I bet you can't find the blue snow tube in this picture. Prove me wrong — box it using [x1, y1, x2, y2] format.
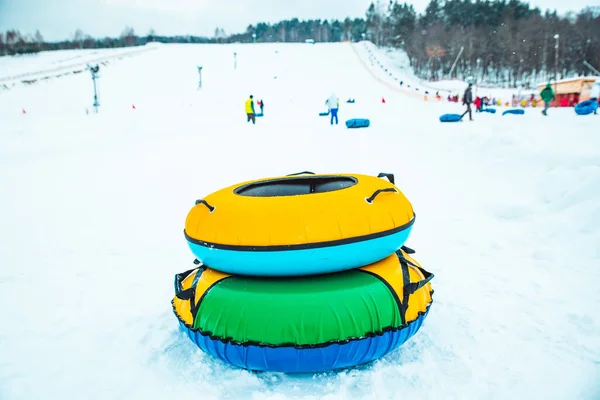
[255, 113, 264, 118]
[178, 308, 430, 373]
[574, 100, 598, 116]
[482, 108, 497, 114]
[345, 119, 370, 128]
[319, 111, 330, 116]
[439, 113, 462, 122]
[502, 109, 525, 116]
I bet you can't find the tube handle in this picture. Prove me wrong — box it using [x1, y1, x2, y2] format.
[365, 188, 397, 203]
[195, 199, 215, 212]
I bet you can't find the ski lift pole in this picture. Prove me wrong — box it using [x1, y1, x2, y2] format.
[448, 46, 464, 79]
[87, 64, 100, 113]
[583, 60, 600, 75]
[197, 66, 203, 88]
[92, 74, 99, 113]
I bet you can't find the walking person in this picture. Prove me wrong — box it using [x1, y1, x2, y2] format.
[590, 79, 600, 115]
[461, 83, 473, 121]
[540, 83, 555, 116]
[245, 95, 256, 124]
[325, 93, 339, 125]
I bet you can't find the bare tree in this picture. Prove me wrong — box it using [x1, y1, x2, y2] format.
[73, 29, 86, 48]
[120, 26, 136, 47]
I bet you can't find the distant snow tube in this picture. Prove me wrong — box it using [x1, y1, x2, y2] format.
[502, 109, 525, 116]
[574, 100, 598, 116]
[319, 111, 330, 116]
[439, 113, 462, 122]
[482, 108, 496, 114]
[346, 119, 370, 128]
[172, 247, 434, 373]
[346, 99, 355, 103]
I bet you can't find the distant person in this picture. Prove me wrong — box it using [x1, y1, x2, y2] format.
[474, 96, 482, 112]
[590, 79, 600, 115]
[245, 95, 256, 124]
[560, 97, 568, 107]
[540, 83, 555, 116]
[325, 93, 339, 125]
[461, 83, 473, 121]
[258, 99, 264, 114]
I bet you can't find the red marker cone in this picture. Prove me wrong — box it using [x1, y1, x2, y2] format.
[381, 97, 386, 103]
[22, 108, 26, 114]
[132, 104, 136, 109]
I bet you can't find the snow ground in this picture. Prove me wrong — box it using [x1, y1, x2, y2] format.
[0, 41, 599, 400]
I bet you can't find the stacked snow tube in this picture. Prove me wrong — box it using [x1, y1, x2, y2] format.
[346, 118, 370, 128]
[183, 172, 415, 275]
[574, 100, 598, 116]
[173, 172, 434, 373]
[481, 108, 497, 114]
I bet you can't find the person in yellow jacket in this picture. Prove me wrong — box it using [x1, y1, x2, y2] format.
[245, 95, 256, 124]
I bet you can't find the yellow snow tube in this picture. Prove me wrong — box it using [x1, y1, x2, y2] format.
[183, 171, 416, 276]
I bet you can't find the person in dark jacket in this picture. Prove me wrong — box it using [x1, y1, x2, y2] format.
[461, 83, 473, 121]
[259, 99, 264, 114]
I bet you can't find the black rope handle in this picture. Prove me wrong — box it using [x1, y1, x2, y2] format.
[286, 171, 315, 176]
[174, 267, 199, 298]
[173, 265, 207, 328]
[365, 187, 397, 203]
[401, 245, 416, 254]
[404, 265, 434, 295]
[377, 172, 395, 184]
[395, 250, 434, 296]
[195, 199, 215, 212]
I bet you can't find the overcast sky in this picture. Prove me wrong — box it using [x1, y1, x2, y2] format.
[0, 0, 594, 42]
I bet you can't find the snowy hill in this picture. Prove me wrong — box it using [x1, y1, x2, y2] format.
[0, 41, 599, 400]
[354, 41, 537, 104]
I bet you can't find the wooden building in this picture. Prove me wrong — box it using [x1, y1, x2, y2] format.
[537, 76, 600, 107]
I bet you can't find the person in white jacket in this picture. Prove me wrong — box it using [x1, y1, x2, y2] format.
[325, 93, 340, 125]
[590, 79, 600, 115]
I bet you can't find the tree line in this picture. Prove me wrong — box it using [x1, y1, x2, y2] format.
[362, 1, 600, 87]
[2, 1, 599, 88]
[0, 26, 216, 56]
[235, 1, 600, 87]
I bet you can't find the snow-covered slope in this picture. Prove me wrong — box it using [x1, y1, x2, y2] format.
[0, 44, 158, 90]
[0, 41, 599, 400]
[355, 41, 537, 104]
